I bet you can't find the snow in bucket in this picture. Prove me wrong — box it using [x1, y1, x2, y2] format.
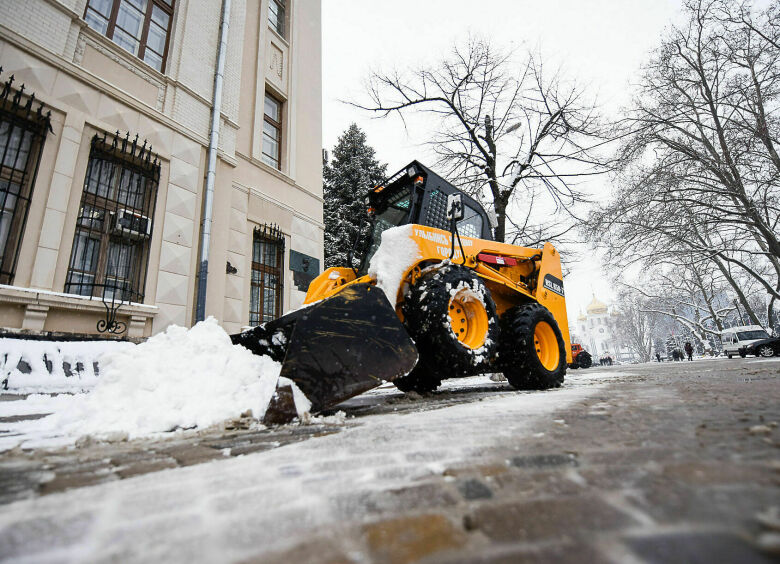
[368, 225, 423, 304]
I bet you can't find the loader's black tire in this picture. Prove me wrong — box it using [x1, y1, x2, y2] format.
[499, 302, 566, 390]
[399, 264, 499, 392]
[577, 350, 593, 369]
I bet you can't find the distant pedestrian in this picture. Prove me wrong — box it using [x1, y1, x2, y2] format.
[656, 352, 661, 362]
[684, 342, 693, 361]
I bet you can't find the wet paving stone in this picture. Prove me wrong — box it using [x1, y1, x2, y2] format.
[38, 468, 119, 495]
[0, 512, 94, 559]
[457, 478, 493, 500]
[336, 483, 460, 517]
[439, 541, 609, 564]
[157, 444, 226, 466]
[625, 531, 775, 564]
[509, 453, 579, 469]
[116, 458, 178, 479]
[242, 536, 356, 564]
[489, 468, 587, 498]
[362, 513, 468, 564]
[466, 495, 639, 542]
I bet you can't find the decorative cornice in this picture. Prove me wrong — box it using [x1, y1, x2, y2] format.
[231, 180, 324, 229]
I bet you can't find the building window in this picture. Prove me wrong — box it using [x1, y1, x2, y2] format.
[84, 0, 174, 72]
[250, 224, 284, 325]
[262, 92, 282, 169]
[268, 0, 285, 38]
[0, 73, 52, 284]
[65, 133, 160, 302]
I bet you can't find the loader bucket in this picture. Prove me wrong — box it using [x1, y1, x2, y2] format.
[231, 283, 418, 418]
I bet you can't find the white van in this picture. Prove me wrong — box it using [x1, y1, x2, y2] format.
[720, 325, 770, 358]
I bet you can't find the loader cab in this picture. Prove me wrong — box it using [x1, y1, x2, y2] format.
[360, 161, 493, 273]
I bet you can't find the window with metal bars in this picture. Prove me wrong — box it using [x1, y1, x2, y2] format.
[83, 0, 174, 72]
[250, 224, 284, 325]
[65, 132, 160, 303]
[0, 70, 52, 285]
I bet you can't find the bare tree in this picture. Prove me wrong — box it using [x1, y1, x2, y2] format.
[354, 38, 609, 244]
[611, 289, 658, 362]
[588, 0, 780, 330]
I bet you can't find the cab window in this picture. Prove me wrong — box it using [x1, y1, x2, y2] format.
[457, 204, 483, 238]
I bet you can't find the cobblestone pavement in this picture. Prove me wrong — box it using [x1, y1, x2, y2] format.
[0, 358, 778, 563]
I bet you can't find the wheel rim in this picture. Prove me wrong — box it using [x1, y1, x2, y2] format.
[534, 321, 560, 371]
[759, 346, 774, 357]
[448, 290, 489, 349]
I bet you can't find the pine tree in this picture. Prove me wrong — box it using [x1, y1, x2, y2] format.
[323, 124, 387, 269]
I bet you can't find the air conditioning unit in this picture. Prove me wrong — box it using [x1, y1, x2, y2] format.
[112, 209, 151, 240]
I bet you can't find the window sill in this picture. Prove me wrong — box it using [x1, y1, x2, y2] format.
[0, 285, 158, 338]
[267, 25, 290, 48]
[79, 24, 168, 81]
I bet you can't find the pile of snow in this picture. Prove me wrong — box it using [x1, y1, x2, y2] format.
[0, 318, 302, 448]
[0, 338, 133, 394]
[368, 225, 422, 304]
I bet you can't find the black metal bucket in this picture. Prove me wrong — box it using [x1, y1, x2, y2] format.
[231, 283, 418, 415]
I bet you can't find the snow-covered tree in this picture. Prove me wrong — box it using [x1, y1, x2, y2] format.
[611, 289, 658, 362]
[588, 0, 780, 332]
[323, 124, 387, 269]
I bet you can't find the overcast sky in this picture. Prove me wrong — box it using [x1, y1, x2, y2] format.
[321, 0, 684, 322]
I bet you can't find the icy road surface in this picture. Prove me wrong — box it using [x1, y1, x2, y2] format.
[0, 373, 608, 562]
[1, 358, 778, 563]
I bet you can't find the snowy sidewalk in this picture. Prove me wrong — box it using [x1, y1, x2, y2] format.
[0, 360, 778, 563]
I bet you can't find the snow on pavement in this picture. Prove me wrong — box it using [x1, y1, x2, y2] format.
[0, 377, 606, 563]
[0, 318, 284, 451]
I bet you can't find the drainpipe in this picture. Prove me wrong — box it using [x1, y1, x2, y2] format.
[196, 0, 231, 322]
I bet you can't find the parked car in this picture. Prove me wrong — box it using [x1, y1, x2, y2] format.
[740, 336, 780, 358]
[721, 325, 771, 358]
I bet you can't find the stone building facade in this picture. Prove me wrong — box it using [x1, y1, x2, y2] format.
[0, 0, 323, 338]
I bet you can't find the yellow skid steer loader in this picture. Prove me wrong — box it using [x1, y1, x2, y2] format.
[232, 161, 571, 416]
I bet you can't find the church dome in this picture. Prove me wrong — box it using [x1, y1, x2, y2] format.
[586, 295, 608, 315]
